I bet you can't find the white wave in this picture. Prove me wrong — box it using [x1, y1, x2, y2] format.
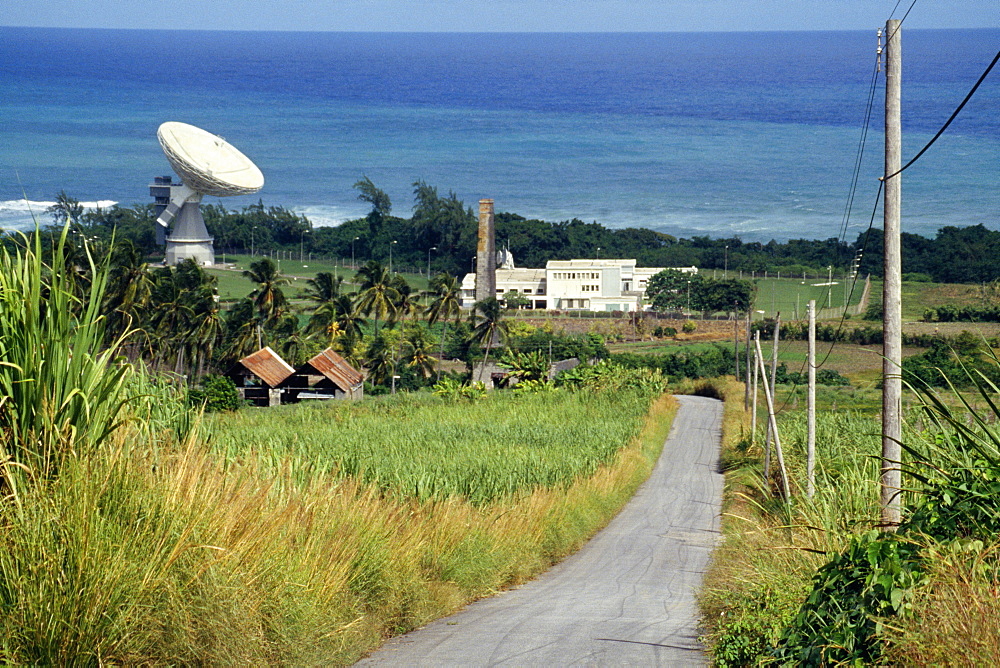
[291, 204, 366, 228]
[0, 199, 118, 231]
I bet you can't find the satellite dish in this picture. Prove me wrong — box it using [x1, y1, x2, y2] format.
[152, 122, 264, 266]
[158, 122, 264, 198]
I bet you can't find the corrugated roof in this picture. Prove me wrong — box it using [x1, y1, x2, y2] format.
[305, 348, 364, 391]
[239, 346, 295, 388]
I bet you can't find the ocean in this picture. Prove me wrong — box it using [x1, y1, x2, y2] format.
[1, 28, 997, 242]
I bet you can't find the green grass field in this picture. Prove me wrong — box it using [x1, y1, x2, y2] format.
[752, 277, 864, 320]
[206, 254, 431, 303]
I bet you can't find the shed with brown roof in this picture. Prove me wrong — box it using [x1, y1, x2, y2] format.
[226, 346, 296, 407]
[282, 348, 364, 401]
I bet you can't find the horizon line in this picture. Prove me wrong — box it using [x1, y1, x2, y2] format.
[3, 25, 999, 34]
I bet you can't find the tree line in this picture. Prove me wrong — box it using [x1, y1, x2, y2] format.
[18, 224, 611, 394]
[39, 181, 1000, 284]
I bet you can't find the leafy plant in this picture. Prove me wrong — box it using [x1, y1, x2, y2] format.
[498, 349, 549, 383]
[774, 531, 926, 665]
[0, 226, 136, 500]
[188, 374, 242, 412]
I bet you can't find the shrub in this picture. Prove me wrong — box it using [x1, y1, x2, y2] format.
[682, 319, 697, 333]
[775, 531, 926, 665]
[188, 375, 242, 412]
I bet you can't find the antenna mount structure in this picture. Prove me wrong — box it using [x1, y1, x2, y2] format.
[151, 122, 264, 266]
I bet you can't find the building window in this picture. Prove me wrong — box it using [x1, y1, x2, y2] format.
[523, 289, 532, 294]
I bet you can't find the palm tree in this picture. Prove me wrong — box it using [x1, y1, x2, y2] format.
[103, 239, 152, 344]
[332, 294, 365, 342]
[243, 257, 289, 325]
[424, 273, 462, 381]
[144, 259, 222, 377]
[274, 312, 310, 366]
[363, 332, 396, 386]
[221, 298, 261, 363]
[469, 297, 508, 383]
[354, 260, 400, 334]
[392, 274, 419, 326]
[305, 272, 348, 340]
[402, 323, 437, 381]
[146, 266, 195, 370]
[303, 271, 343, 306]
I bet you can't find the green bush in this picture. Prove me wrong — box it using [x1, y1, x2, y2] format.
[682, 320, 697, 333]
[188, 375, 242, 412]
[775, 531, 926, 665]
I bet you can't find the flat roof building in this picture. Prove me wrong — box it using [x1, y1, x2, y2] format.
[461, 257, 696, 313]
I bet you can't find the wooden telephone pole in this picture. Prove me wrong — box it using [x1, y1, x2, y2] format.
[882, 19, 903, 528]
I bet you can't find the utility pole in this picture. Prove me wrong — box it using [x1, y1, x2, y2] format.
[744, 308, 752, 409]
[733, 304, 740, 379]
[881, 19, 903, 529]
[763, 313, 780, 483]
[827, 265, 833, 308]
[756, 336, 790, 502]
[751, 331, 760, 446]
[807, 299, 816, 498]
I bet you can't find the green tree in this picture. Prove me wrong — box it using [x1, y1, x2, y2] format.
[691, 277, 756, 314]
[304, 271, 351, 342]
[499, 349, 549, 382]
[502, 290, 530, 310]
[402, 323, 438, 381]
[646, 269, 701, 312]
[424, 273, 463, 381]
[354, 175, 392, 244]
[103, 239, 153, 343]
[363, 331, 397, 386]
[391, 274, 419, 325]
[145, 259, 221, 376]
[242, 258, 289, 325]
[469, 297, 508, 383]
[354, 260, 400, 334]
[46, 190, 84, 227]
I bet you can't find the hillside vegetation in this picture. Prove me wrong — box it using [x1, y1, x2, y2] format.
[701, 366, 1000, 665]
[0, 228, 680, 663]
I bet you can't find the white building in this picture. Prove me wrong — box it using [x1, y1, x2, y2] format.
[461, 257, 697, 312]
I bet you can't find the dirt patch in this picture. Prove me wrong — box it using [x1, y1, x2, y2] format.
[511, 314, 740, 343]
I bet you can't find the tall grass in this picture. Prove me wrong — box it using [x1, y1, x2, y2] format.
[205, 389, 657, 505]
[699, 384, 896, 665]
[0, 392, 677, 663]
[0, 228, 135, 504]
[703, 360, 1000, 665]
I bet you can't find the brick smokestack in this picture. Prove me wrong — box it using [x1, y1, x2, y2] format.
[475, 199, 496, 303]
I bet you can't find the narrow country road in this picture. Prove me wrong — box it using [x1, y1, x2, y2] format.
[358, 394, 724, 667]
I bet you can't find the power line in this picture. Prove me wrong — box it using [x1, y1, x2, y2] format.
[837, 59, 881, 250]
[882, 48, 1000, 182]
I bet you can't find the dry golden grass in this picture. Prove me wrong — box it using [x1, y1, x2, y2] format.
[883, 541, 1000, 666]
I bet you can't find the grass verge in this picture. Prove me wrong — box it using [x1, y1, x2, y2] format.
[0, 392, 677, 664]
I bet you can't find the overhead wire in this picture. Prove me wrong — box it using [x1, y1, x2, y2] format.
[882, 48, 1000, 182]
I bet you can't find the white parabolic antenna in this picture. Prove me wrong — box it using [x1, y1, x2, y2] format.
[155, 121, 264, 266]
[158, 122, 264, 197]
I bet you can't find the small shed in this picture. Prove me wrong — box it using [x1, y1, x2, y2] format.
[226, 346, 295, 407]
[283, 348, 364, 401]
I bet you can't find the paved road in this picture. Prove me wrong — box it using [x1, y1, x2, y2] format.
[358, 394, 724, 667]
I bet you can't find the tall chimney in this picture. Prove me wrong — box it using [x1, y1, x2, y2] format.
[475, 199, 496, 303]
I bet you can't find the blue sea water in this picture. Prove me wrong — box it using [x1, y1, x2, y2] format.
[1, 28, 998, 241]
